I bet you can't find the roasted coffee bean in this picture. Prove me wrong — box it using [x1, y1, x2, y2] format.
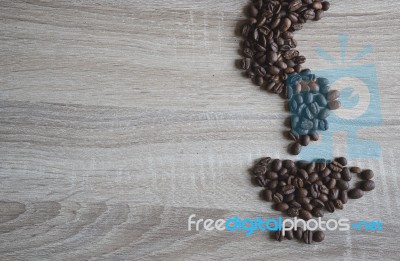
[241, 58, 251, 70]
[303, 230, 313, 244]
[309, 132, 320, 141]
[279, 180, 288, 188]
[268, 180, 279, 190]
[299, 135, 310, 146]
[259, 157, 272, 166]
[310, 184, 320, 198]
[275, 202, 289, 212]
[348, 188, 364, 199]
[280, 18, 292, 32]
[289, 201, 302, 209]
[294, 227, 304, 240]
[319, 193, 329, 203]
[311, 199, 325, 208]
[285, 229, 294, 240]
[255, 76, 264, 86]
[325, 201, 335, 213]
[303, 9, 315, 20]
[271, 159, 282, 172]
[296, 188, 308, 198]
[255, 176, 266, 187]
[299, 209, 313, 220]
[282, 160, 295, 170]
[341, 167, 352, 181]
[322, 1, 330, 11]
[287, 207, 300, 217]
[336, 180, 349, 191]
[360, 169, 374, 180]
[314, 9, 324, 21]
[333, 199, 344, 210]
[273, 192, 284, 203]
[360, 180, 375, 191]
[312, 1, 323, 10]
[313, 231, 325, 242]
[275, 230, 285, 241]
[302, 203, 314, 212]
[308, 173, 319, 183]
[290, 142, 302, 155]
[319, 185, 329, 194]
[339, 190, 348, 204]
[328, 100, 341, 110]
[289, 0, 303, 11]
[297, 169, 309, 180]
[335, 157, 347, 166]
[282, 185, 296, 195]
[284, 193, 295, 203]
[312, 208, 324, 218]
[293, 177, 304, 188]
[264, 189, 274, 202]
[278, 168, 288, 177]
[329, 161, 344, 172]
[253, 165, 267, 176]
[266, 171, 279, 180]
[330, 172, 341, 180]
[326, 179, 336, 189]
[329, 188, 339, 200]
[297, 197, 310, 205]
[350, 166, 362, 174]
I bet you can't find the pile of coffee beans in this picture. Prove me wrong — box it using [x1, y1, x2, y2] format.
[252, 156, 375, 243]
[240, 0, 330, 94]
[284, 71, 341, 155]
[274, 228, 325, 244]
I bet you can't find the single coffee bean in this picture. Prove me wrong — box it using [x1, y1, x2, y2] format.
[330, 172, 341, 180]
[329, 188, 339, 200]
[336, 180, 349, 191]
[273, 192, 284, 203]
[255, 76, 264, 86]
[285, 229, 294, 240]
[309, 132, 320, 141]
[290, 142, 302, 155]
[255, 176, 266, 187]
[266, 171, 278, 180]
[311, 198, 325, 208]
[299, 209, 313, 220]
[278, 168, 288, 177]
[275, 230, 285, 241]
[299, 135, 310, 146]
[322, 1, 330, 11]
[293, 177, 304, 188]
[334, 199, 344, 210]
[310, 184, 320, 198]
[315, 94, 328, 107]
[313, 231, 325, 242]
[319, 193, 329, 202]
[303, 203, 314, 212]
[287, 207, 300, 217]
[312, 1, 323, 10]
[253, 165, 267, 176]
[264, 189, 273, 201]
[308, 173, 319, 183]
[350, 166, 362, 174]
[327, 90, 340, 101]
[289, 201, 302, 209]
[360, 180, 375, 191]
[280, 18, 292, 31]
[325, 201, 335, 213]
[283, 160, 296, 170]
[328, 100, 341, 110]
[259, 157, 272, 166]
[335, 157, 347, 166]
[360, 169, 374, 180]
[341, 167, 352, 181]
[282, 185, 296, 195]
[348, 188, 364, 199]
[296, 188, 308, 198]
[275, 202, 289, 212]
[329, 160, 344, 172]
[289, 0, 303, 11]
[294, 227, 304, 240]
[284, 193, 295, 202]
[297, 197, 310, 205]
[268, 180, 279, 190]
[271, 159, 282, 172]
[319, 185, 329, 194]
[339, 190, 348, 204]
[312, 208, 324, 217]
[326, 179, 336, 189]
[303, 230, 313, 244]
[318, 108, 330, 120]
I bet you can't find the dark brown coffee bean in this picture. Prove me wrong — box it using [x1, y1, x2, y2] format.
[312, 208, 324, 217]
[249, 4, 258, 17]
[287, 207, 300, 217]
[341, 167, 352, 181]
[268, 180, 279, 190]
[326, 179, 336, 189]
[306, 162, 315, 174]
[297, 197, 310, 205]
[303, 9, 315, 20]
[329, 161, 344, 172]
[360, 180, 375, 191]
[329, 188, 339, 200]
[289, 0, 302, 11]
[336, 180, 349, 191]
[299, 135, 310, 146]
[313, 231, 325, 242]
[253, 165, 267, 176]
[325, 201, 335, 213]
[299, 209, 313, 220]
[264, 189, 273, 201]
[303, 230, 313, 244]
[360, 169, 374, 180]
[348, 188, 364, 199]
[310, 184, 320, 198]
[339, 190, 348, 204]
[333, 199, 344, 210]
[255, 76, 264, 86]
[285, 229, 294, 240]
[266, 51, 278, 63]
[275, 230, 285, 241]
[289, 201, 302, 209]
[275, 202, 289, 212]
[282, 185, 296, 195]
[330, 172, 341, 180]
[293, 177, 304, 188]
[335, 157, 347, 166]
[328, 100, 341, 110]
[322, 1, 330, 11]
[278, 168, 288, 177]
[284, 193, 295, 203]
[280, 18, 292, 31]
[254, 176, 266, 187]
[312, 2, 323, 10]
[282, 160, 295, 170]
[266, 171, 279, 180]
[267, 65, 280, 75]
[309, 132, 319, 141]
[259, 157, 272, 166]
[297, 169, 308, 180]
[320, 168, 331, 178]
[271, 159, 282, 172]
[319, 193, 329, 202]
[273, 192, 284, 203]
[308, 173, 319, 183]
[246, 70, 255, 78]
[288, 129, 299, 141]
[290, 142, 302, 155]
[255, 66, 267, 77]
[296, 188, 308, 198]
[319, 185, 329, 194]
[350, 166, 362, 174]
[314, 9, 324, 21]
[294, 227, 304, 240]
[279, 180, 288, 188]
[311, 198, 325, 208]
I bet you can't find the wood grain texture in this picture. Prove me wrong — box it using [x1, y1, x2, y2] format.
[0, 0, 400, 260]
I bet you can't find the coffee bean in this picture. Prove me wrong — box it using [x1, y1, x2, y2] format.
[328, 100, 341, 110]
[290, 142, 302, 155]
[299, 209, 313, 220]
[266, 171, 279, 180]
[336, 180, 349, 191]
[329, 160, 343, 172]
[282, 185, 296, 195]
[314, 10, 324, 21]
[312, 2, 323, 10]
[289, 201, 302, 209]
[297, 197, 310, 205]
[308, 173, 319, 183]
[294, 227, 304, 240]
[271, 159, 282, 172]
[303, 230, 313, 244]
[309, 132, 320, 141]
[285, 229, 294, 240]
[348, 188, 364, 199]
[329, 188, 339, 200]
[319, 185, 329, 194]
[259, 157, 272, 166]
[255, 176, 266, 187]
[313, 231, 325, 242]
[255, 76, 264, 86]
[326, 179, 336, 189]
[335, 157, 347, 166]
[253, 165, 267, 176]
[325, 201, 335, 213]
[339, 190, 348, 204]
[296, 188, 308, 198]
[311, 198, 325, 208]
[312, 208, 324, 217]
[280, 18, 292, 31]
[341, 167, 352, 181]
[287, 207, 300, 217]
[315, 94, 327, 107]
[268, 180, 279, 190]
[264, 189, 273, 201]
[360, 169, 374, 180]
[360, 180, 375, 191]
[293, 177, 304, 188]
[299, 135, 310, 146]
[275, 202, 289, 212]
[297, 169, 309, 180]
[275, 230, 285, 241]
[289, 0, 303, 11]
[278, 168, 288, 177]
[318, 108, 330, 120]
[322, 1, 331, 11]
[350, 167, 362, 174]
[283, 160, 296, 170]
[333, 199, 344, 210]
[284, 193, 295, 202]
[319, 193, 329, 202]
[310, 184, 320, 198]
[273, 192, 284, 203]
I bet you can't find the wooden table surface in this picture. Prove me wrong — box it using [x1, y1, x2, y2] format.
[1, 0, 400, 260]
